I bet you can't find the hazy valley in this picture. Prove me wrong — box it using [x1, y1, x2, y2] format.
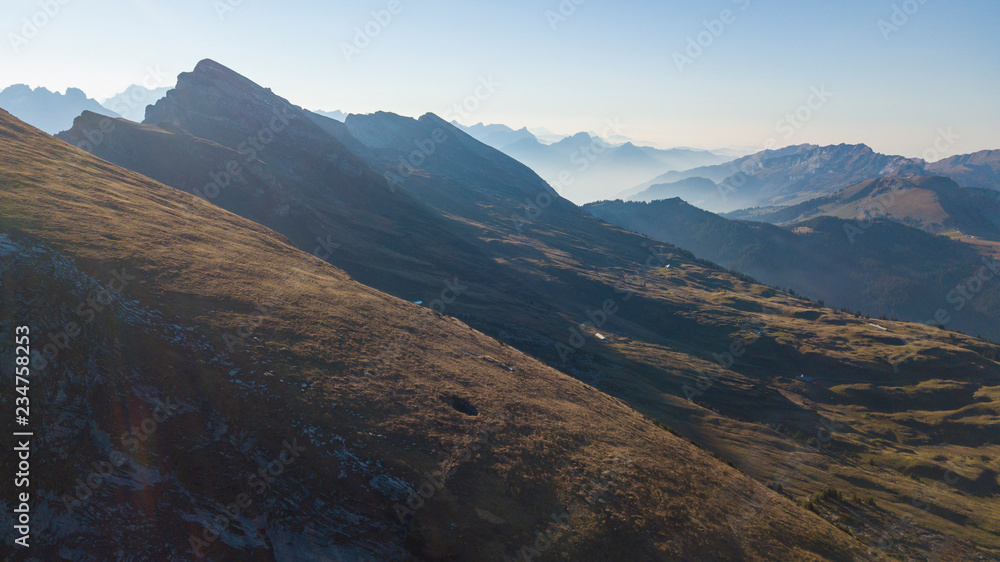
[2, 6, 999, 559]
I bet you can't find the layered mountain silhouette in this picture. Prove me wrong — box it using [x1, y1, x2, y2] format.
[621, 144, 817, 197]
[728, 175, 1000, 241]
[624, 144, 925, 213]
[445, 122, 731, 204]
[499, 132, 731, 204]
[927, 149, 1000, 190]
[40, 59, 1000, 559]
[627, 176, 719, 205]
[100, 84, 172, 122]
[452, 121, 537, 149]
[313, 109, 347, 122]
[585, 190, 1000, 341]
[0, 84, 120, 134]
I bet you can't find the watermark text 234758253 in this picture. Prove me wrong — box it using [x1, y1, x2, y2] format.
[13, 325, 33, 548]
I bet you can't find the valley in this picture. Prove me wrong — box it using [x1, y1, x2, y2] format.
[0, 59, 991, 560]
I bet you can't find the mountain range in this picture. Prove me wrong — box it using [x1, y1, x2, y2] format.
[622, 144, 933, 213]
[448, 122, 734, 204]
[2, 59, 998, 559]
[452, 121, 538, 149]
[927, 150, 1000, 191]
[586, 179, 1000, 341]
[100, 84, 172, 122]
[727, 175, 1000, 241]
[0, 83, 175, 134]
[313, 109, 347, 122]
[0, 84, 120, 134]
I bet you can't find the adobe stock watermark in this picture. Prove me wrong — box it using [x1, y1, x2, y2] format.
[890, 255, 1000, 372]
[393, 417, 504, 524]
[774, 85, 834, 140]
[383, 76, 499, 192]
[365, 277, 467, 377]
[843, 127, 957, 244]
[725, 413, 844, 532]
[213, 0, 246, 21]
[29, 267, 136, 373]
[681, 316, 774, 403]
[873, 458, 969, 554]
[511, 117, 624, 232]
[192, 106, 296, 202]
[673, 0, 751, 73]
[60, 396, 182, 511]
[878, 0, 930, 41]
[555, 243, 668, 368]
[222, 266, 310, 352]
[504, 457, 632, 561]
[719, 84, 833, 204]
[341, 0, 406, 63]
[546, 0, 586, 31]
[441, 76, 501, 123]
[8, 0, 74, 53]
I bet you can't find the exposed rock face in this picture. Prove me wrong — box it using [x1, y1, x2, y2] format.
[724, 143, 925, 207]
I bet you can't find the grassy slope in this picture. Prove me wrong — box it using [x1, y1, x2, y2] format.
[583, 197, 1000, 342]
[730, 176, 1000, 242]
[342, 116, 1000, 558]
[0, 111, 880, 559]
[59, 86, 1000, 557]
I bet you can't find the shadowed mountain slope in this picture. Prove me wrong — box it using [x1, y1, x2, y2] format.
[54, 60, 1000, 560]
[627, 176, 719, 205]
[926, 150, 1000, 191]
[727, 176, 1000, 242]
[59, 64, 498, 304]
[1, 109, 885, 561]
[585, 196, 1000, 341]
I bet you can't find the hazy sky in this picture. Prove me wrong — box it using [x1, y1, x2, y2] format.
[2, 0, 998, 157]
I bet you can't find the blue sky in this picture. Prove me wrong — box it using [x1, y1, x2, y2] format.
[2, 0, 998, 156]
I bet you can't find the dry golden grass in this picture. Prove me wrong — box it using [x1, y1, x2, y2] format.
[0, 110, 889, 559]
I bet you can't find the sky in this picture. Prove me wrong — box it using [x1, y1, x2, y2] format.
[2, 0, 998, 157]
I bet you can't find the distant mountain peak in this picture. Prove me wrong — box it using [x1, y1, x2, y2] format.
[193, 57, 230, 73]
[0, 83, 119, 134]
[2, 83, 33, 95]
[145, 58, 304, 131]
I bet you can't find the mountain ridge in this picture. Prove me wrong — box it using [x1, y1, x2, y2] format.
[46, 59, 1000, 559]
[2, 105, 881, 561]
[727, 175, 1000, 242]
[623, 143, 926, 213]
[0, 84, 120, 134]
